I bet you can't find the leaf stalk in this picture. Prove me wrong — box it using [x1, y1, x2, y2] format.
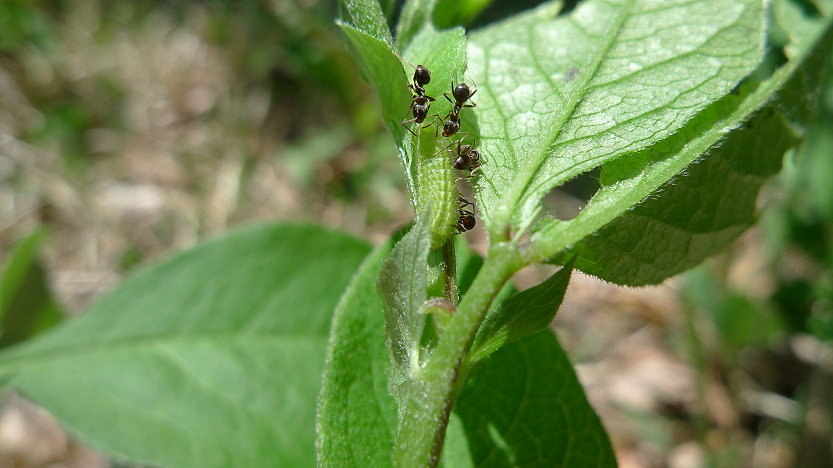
[393, 242, 523, 467]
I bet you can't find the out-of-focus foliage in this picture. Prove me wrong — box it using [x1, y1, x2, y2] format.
[0, 230, 63, 348]
[0, 0, 425, 295]
[680, 42, 833, 467]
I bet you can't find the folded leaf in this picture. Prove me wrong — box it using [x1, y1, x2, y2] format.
[317, 239, 398, 467]
[378, 216, 431, 378]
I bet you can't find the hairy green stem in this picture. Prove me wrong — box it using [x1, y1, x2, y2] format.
[441, 240, 457, 303]
[393, 243, 523, 467]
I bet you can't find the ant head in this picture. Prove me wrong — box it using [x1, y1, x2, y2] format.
[414, 65, 431, 86]
[470, 149, 480, 161]
[453, 82, 471, 102]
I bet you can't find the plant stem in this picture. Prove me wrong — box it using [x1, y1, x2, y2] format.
[393, 242, 523, 467]
[681, 301, 711, 452]
[441, 240, 457, 303]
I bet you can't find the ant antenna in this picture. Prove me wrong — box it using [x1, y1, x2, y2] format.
[390, 50, 419, 71]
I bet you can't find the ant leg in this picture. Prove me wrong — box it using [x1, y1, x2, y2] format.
[421, 113, 442, 133]
[421, 113, 445, 137]
[463, 88, 478, 108]
[402, 99, 416, 119]
[451, 131, 469, 141]
[401, 120, 418, 137]
[401, 115, 420, 137]
[431, 138, 460, 156]
[400, 100, 421, 137]
[443, 92, 454, 105]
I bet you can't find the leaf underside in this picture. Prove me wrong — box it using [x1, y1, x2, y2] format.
[535, 2, 833, 269]
[563, 105, 797, 285]
[468, 0, 765, 237]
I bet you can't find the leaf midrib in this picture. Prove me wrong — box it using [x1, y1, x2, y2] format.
[501, 0, 635, 234]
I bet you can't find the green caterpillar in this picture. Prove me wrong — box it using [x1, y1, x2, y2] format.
[411, 128, 458, 249]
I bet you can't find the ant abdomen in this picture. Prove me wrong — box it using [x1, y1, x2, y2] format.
[455, 195, 476, 233]
[442, 119, 460, 138]
[452, 83, 471, 102]
[414, 65, 431, 86]
[457, 213, 476, 232]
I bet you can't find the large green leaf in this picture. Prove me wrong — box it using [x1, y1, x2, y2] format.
[450, 331, 616, 467]
[0, 224, 370, 468]
[467, 0, 765, 236]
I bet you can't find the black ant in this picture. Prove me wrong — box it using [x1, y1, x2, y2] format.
[433, 138, 482, 178]
[401, 64, 436, 137]
[455, 196, 476, 233]
[440, 80, 477, 138]
[450, 139, 481, 178]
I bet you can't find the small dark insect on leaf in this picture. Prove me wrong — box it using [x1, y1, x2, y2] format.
[455, 196, 477, 232]
[402, 64, 437, 136]
[440, 78, 477, 138]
